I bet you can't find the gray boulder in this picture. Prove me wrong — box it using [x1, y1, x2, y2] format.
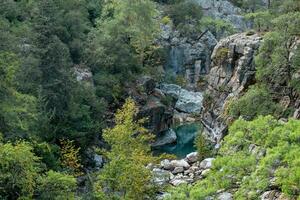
[160, 159, 173, 170]
[199, 158, 215, 169]
[160, 84, 203, 113]
[152, 129, 177, 148]
[170, 179, 188, 186]
[218, 192, 233, 200]
[172, 167, 184, 174]
[94, 154, 104, 169]
[170, 159, 191, 169]
[152, 168, 172, 186]
[186, 152, 199, 163]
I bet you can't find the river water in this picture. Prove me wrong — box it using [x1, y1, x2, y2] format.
[153, 123, 202, 158]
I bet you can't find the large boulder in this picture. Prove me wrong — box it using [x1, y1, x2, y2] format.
[218, 192, 233, 200]
[199, 158, 215, 169]
[170, 159, 191, 169]
[160, 84, 203, 113]
[152, 168, 172, 186]
[172, 167, 184, 174]
[170, 179, 188, 186]
[152, 129, 177, 148]
[186, 152, 199, 163]
[160, 159, 173, 170]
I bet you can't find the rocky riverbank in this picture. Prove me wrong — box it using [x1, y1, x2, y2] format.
[150, 152, 215, 187]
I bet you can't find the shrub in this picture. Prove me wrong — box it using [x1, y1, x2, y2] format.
[228, 85, 282, 120]
[166, 116, 300, 199]
[37, 170, 77, 200]
[194, 133, 214, 161]
[198, 17, 235, 39]
[214, 47, 229, 65]
[161, 16, 172, 25]
[0, 142, 40, 199]
[60, 139, 82, 176]
[168, 1, 203, 26]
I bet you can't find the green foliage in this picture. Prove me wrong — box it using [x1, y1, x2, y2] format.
[86, 0, 159, 107]
[0, 52, 38, 140]
[254, 12, 300, 101]
[166, 116, 300, 199]
[167, 0, 203, 26]
[214, 47, 230, 65]
[96, 99, 157, 199]
[161, 16, 172, 25]
[198, 17, 235, 39]
[245, 11, 273, 32]
[194, 133, 213, 161]
[37, 170, 77, 200]
[0, 142, 40, 199]
[229, 0, 264, 12]
[164, 184, 192, 200]
[228, 85, 283, 120]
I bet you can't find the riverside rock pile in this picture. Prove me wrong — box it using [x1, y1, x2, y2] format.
[151, 152, 215, 186]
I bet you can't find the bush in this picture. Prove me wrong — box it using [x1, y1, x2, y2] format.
[194, 133, 214, 161]
[166, 116, 300, 199]
[214, 47, 229, 65]
[168, 1, 203, 26]
[0, 142, 40, 199]
[161, 16, 172, 25]
[37, 170, 77, 200]
[228, 85, 282, 120]
[198, 17, 235, 39]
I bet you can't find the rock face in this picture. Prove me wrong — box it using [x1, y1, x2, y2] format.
[131, 76, 174, 134]
[160, 84, 203, 114]
[202, 32, 262, 141]
[159, 24, 217, 88]
[137, 96, 173, 133]
[194, 0, 249, 32]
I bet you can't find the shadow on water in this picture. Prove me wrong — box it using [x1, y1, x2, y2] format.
[153, 123, 202, 158]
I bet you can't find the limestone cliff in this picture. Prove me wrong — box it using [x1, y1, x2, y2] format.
[202, 32, 263, 142]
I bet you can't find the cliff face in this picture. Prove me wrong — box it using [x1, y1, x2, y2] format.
[202, 32, 263, 141]
[193, 0, 250, 32]
[160, 24, 217, 89]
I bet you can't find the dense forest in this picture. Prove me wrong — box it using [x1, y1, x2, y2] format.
[0, 0, 299, 199]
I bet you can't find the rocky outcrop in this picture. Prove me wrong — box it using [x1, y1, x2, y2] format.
[130, 76, 174, 134]
[152, 152, 215, 186]
[160, 84, 203, 114]
[202, 32, 262, 141]
[160, 24, 217, 88]
[260, 190, 289, 200]
[193, 0, 249, 32]
[137, 96, 173, 134]
[74, 65, 93, 83]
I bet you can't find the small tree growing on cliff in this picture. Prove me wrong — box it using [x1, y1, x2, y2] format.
[95, 98, 157, 200]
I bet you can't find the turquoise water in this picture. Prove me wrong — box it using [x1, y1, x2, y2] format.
[153, 123, 202, 158]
